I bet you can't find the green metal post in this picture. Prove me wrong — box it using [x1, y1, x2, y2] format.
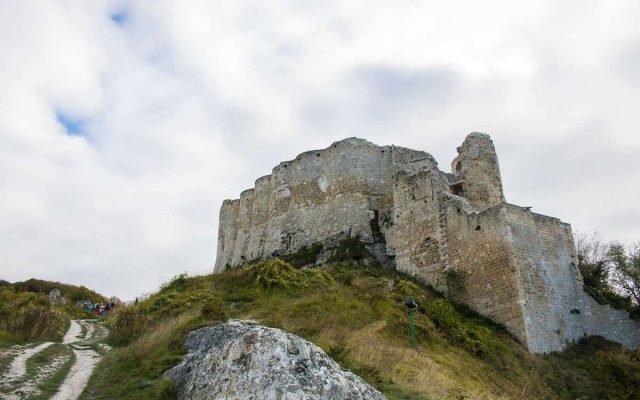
[408, 308, 416, 349]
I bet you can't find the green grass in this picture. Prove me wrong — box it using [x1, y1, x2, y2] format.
[0, 330, 19, 347]
[0, 345, 16, 372]
[540, 337, 640, 400]
[82, 259, 640, 400]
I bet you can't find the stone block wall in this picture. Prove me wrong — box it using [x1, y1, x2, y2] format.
[443, 201, 640, 352]
[387, 169, 448, 292]
[501, 206, 640, 352]
[443, 201, 528, 343]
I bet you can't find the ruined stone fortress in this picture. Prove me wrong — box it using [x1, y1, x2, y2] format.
[215, 133, 639, 353]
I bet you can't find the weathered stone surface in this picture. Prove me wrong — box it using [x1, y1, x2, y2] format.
[165, 320, 384, 400]
[214, 133, 640, 353]
[49, 289, 62, 305]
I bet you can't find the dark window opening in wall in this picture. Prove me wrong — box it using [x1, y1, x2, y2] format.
[370, 210, 380, 232]
[475, 225, 481, 231]
[455, 161, 462, 173]
[451, 182, 464, 196]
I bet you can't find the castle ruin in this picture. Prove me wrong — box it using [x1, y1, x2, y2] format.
[214, 133, 639, 353]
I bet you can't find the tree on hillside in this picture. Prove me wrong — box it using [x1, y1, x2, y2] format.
[576, 233, 639, 317]
[608, 242, 640, 305]
[576, 232, 610, 290]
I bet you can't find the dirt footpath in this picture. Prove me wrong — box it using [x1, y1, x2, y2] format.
[52, 320, 106, 400]
[0, 319, 109, 400]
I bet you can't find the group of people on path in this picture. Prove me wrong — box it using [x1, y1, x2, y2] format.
[80, 301, 116, 316]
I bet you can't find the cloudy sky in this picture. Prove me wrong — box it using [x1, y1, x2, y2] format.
[1, 0, 639, 299]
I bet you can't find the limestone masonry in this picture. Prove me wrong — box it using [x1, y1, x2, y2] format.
[215, 133, 639, 353]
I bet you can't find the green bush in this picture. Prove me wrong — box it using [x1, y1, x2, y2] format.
[0, 288, 69, 341]
[250, 259, 334, 289]
[0, 278, 108, 342]
[394, 279, 423, 300]
[159, 273, 190, 293]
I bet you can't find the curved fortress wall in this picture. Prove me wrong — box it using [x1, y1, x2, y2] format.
[216, 138, 398, 268]
[215, 133, 640, 353]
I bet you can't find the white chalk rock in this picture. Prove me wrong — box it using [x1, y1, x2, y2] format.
[166, 320, 385, 400]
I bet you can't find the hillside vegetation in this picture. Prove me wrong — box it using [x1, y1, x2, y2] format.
[576, 234, 640, 320]
[81, 258, 640, 400]
[0, 279, 106, 343]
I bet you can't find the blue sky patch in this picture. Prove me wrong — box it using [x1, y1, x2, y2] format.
[56, 112, 85, 137]
[111, 11, 127, 25]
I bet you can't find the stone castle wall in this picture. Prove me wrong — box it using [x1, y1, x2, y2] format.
[216, 138, 395, 269]
[215, 133, 640, 353]
[502, 207, 640, 352]
[443, 201, 528, 343]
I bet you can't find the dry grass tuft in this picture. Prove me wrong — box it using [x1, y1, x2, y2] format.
[128, 311, 198, 360]
[343, 321, 511, 400]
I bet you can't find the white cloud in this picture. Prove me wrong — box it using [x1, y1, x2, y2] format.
[1, 0, 639, 299]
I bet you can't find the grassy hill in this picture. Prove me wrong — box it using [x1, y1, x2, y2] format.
[82, 258, 640, 400]
[0, 278, 107, 343]
[7, 278, 107, 304]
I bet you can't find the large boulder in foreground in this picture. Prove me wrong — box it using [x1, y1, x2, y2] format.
[165, 320, 385, 400]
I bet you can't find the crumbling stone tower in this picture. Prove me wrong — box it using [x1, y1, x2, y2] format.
[450, 134, 505, 211]
[215, 133, 640, 353]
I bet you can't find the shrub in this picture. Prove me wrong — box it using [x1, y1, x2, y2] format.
[0, 288, 69, 341]
[108, 306, 151, 344]
[576, 234, 640, 318]
[394, 279, 423, 300]
[159, 273, 190, 293]
[249, 259, 334, 289]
